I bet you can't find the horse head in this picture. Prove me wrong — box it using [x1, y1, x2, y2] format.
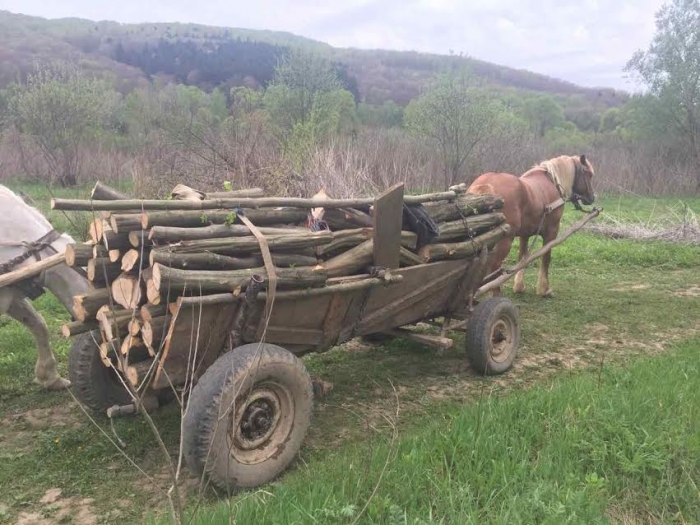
[572, 155, 596, 206]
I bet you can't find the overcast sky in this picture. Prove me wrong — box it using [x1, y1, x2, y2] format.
[0, 0, 665, 91]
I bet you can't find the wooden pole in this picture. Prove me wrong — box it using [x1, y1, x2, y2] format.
[0, 253, 65, 289]
[435, 212, 506, 242]
[149, 230, 333, 255]
[205, 187, 265, 198]
[73, 289, 111, 322]
[417, 225, 511, 263]
[141, 208, 309, 229]
[65, 243, 95, 267]
[148, 223, 307, 242]
[61, 319, 100, 338]
[322, 239, 374, 278]
[151, 263, 327, 296]
[51, 191, 462, 211]
[474, 208, 600, 299]
[91, 181, 131, 201]
[423, 194, 504, 223]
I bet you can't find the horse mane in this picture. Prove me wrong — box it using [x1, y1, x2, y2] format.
[525, 156, 576, 199]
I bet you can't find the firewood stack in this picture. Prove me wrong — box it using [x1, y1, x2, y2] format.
[58, 182, 510, 385]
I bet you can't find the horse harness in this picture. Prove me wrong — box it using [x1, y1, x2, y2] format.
[0, 229, 63, 299]
[0, 229, 62, 275]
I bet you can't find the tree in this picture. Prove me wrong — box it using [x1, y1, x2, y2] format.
[522, 95, 565, 137]
[9, 63, 120, 186]
[626, 0, 700, 186]
[404, 72, 500, 187]
[264, 48, 342, 130]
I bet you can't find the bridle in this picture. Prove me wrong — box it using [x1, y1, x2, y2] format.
[571, 161, 594, 212]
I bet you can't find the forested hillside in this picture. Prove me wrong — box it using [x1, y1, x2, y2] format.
[0, 3, 697, 196]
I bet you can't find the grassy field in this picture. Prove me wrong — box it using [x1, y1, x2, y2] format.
[0, 185, 699, 524]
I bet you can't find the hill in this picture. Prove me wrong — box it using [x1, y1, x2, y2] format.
[0, 9, 625, 111]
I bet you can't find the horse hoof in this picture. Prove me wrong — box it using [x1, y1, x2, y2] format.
[541, 290, 554, 299]
[37, 377, 72, 391]
[513, 284, 525, 294]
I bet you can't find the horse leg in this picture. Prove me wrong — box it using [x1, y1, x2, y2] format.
[512, 235, 529, 294]
[6, 294, 70, 390]
[537, 230, 558, 298]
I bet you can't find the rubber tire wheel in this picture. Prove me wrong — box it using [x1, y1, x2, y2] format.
[182, 343, 313, 490]
[68, 331, 132, 412]
[465, 297, 520, 376]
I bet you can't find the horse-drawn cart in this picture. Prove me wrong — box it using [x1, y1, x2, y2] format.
[54, 183, 599, 491]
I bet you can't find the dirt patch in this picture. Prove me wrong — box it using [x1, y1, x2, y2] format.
[610, 283, 650, 292]
[0, 402, 82, 455]
[15, 489, 97, 525]
[674, 285, 700, 297]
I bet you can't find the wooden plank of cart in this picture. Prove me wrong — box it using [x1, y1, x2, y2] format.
[67, 184, 599, 491]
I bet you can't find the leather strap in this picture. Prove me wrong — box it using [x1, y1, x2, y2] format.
[237, 213, 277, 332]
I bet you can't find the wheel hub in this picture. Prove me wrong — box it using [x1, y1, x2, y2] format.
[489, 318, 514, 363]
[228, 383, 294, 465]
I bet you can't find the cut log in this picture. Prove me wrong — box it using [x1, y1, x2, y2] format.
[128, 230, 149, 248]
[148, 223, 308, 243]
[205, 187, 265, 198]
[91, 181, 131, 201]
[125, 359, 155, 387]
[171, 184, 205, 201]
[142, 315, 171, 355]
[435, 212, 506, 242]
[87, 257, 122, 284]
[65, 243, 95, 267]
[149, 251, 317, 271]
[146, 278, 161, 305]
[151, 230, 333, 256]
[150, 263, 326, 296]
[111, 273, 143, 310]
[120, 335, 142, 356]
[99, 341, 118, 367]
[73, 289, 111, 322]
[141, 208, 308, 229]
[322, 239, 374, 278]
[61, 320, 100, 338]
[423, 194, 504, 223]
[96, 305, 133, 341]
[88, 219, 105, 243]
[110, 213, 144, 233]
[400, 247, 424, 267]
[121, 248, 149, 272]
[417, 224, 512, 263]
[321, 207, 373, 230]
[52, 191, 462, 211]
[108, 249, 121, 263]
[316, 229, 417, 257]
[92, 244, 109, 259]
[101, 230, 131, 250]
[140, 304, 169, 323]
[128, 317, 141, 337]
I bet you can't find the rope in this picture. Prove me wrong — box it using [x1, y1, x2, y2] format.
[236, 212, 277, 330]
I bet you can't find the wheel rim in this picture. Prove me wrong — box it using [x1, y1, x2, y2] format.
[489, 317, 515, 363]
[229, 382, 294, 465]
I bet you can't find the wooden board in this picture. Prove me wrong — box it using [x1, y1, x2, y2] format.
[372, 183, 404, 269]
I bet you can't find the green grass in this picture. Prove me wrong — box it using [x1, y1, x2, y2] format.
[186, 338, 700, 524]
[0, 186, 699, 524]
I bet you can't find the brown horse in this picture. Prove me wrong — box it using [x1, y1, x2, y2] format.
[468, 155, 596, 297]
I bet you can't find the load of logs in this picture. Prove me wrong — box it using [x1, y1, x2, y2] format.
[57, 182, 510, 387]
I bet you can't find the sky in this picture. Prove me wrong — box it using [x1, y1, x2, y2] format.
[0, 0, 666, 91]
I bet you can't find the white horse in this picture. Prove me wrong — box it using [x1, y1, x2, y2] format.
[0, 185, 90, 390]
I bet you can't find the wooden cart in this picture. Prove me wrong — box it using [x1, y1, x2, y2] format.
[66, 184, 598, 491]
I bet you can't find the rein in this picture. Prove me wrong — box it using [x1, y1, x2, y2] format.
[0, 229, 62, 275]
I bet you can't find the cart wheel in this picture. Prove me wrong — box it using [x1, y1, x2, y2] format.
[465, 297, 520, 375]
[183, 343, 313, 490]
[68, 331, 131, 412]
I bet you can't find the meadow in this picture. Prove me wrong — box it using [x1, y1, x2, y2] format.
[0, 186, 699, 524]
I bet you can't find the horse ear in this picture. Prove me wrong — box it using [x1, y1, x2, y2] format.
[580, 154, 587, 166]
